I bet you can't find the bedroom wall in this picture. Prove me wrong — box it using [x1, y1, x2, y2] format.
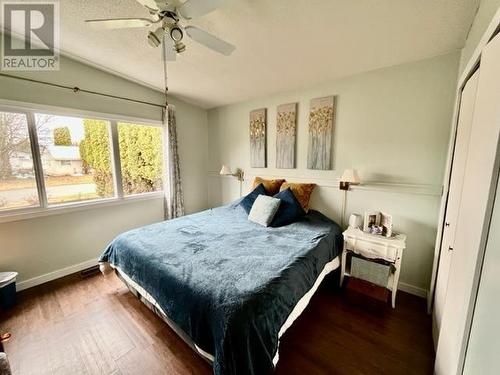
[460, 0, 500, 74]
[0, 51, 208, 287]
[206, 52, 460, 296]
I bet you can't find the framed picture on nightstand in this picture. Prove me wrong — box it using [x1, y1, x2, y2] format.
[363, 211, 393, 237]
[380, 212, 393, 237]
[363, 211, 380, 232]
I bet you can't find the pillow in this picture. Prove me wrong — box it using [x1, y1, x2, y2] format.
[279, 182, 316, 211]
[252, 177, 286, 195]
[248, 195, 281, 227]
[270, 188, 306, 227]
[240, 183, 267, 214]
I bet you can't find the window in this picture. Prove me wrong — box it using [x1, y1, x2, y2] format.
[0, 111, 39, 211]
[0, 105, 164, 217]
[118, 122, 163, 196]
[36, 114, 115, 205]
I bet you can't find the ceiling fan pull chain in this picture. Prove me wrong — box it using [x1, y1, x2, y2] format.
[162, 41, 169, 109]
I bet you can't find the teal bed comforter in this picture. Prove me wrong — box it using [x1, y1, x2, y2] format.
[100, 202, 342, 375]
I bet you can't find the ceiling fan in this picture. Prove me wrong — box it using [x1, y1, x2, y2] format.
[85, 0, 235, 61]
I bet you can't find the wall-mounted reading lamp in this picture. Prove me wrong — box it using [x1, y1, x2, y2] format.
[339, 168, 361, 227]
[219, 165, 245, 197]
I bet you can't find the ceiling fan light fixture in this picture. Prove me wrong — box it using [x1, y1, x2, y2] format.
[174, 41, 186, 53]
[85, 0, 236, 56]
[170, 26, 184, 42]
[148, 26, 165, 47]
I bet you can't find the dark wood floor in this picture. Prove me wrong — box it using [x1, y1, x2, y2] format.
[0, 272, 434, 375]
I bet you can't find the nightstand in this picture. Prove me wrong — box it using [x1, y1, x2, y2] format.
[340, 227, 406, 308]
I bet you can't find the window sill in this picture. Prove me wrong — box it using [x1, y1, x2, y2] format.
[0, 191, 164, 224]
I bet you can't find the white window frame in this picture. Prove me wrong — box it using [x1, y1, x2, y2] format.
[0, 100, 164, 223]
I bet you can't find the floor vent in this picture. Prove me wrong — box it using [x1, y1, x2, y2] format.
[79, 265, 100, 278]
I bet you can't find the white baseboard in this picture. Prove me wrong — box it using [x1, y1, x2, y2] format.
[398, 281, 428, 299]
[16, 258, 98, 291]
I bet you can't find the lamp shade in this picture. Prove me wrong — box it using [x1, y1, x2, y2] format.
[340, 169, 360, 184]
[219, 165, 232, 175]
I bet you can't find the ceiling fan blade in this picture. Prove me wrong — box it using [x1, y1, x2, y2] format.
[162, 36, 176, 62]
[135, 0, 159, 11]
[185, 26, 235, 56]
[85, 18, 153, 30]
[178, 0, 229, 19]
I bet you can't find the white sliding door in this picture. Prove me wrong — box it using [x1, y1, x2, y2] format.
[463, 169, 500, 374]
[433, 70, 479, 333]
[435, 32, 500, 375]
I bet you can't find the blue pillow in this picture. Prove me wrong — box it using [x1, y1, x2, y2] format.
[240, 183, 267, 213]
[270, 188, 306, 227]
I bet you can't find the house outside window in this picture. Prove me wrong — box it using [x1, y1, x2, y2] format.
[0, 110, 39, 210]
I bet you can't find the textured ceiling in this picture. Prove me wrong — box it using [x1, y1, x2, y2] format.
[58, 0, 478, 108]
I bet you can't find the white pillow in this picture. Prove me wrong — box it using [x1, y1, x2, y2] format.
[248, 195, 281, 227]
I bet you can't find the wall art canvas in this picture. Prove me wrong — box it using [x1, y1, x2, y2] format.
[307, 96, 335, 170]
[276, 102, 297, 169]
[250, 108, 267, 167]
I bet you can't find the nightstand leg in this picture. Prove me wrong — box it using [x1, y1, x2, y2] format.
[340, 247, 347, 287]
[391, 251, 402, 308]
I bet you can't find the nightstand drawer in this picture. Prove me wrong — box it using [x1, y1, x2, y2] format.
[345, 237, 398, 262]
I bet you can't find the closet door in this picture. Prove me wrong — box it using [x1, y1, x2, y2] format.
[462, 164, 500, 374]
[435, 32, 500, 375]
[433, 70, 479, 332]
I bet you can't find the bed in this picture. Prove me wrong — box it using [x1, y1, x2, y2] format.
[99, 201, 342, 375]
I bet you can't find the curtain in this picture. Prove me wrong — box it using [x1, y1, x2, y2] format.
[162, 105, 185, 219]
